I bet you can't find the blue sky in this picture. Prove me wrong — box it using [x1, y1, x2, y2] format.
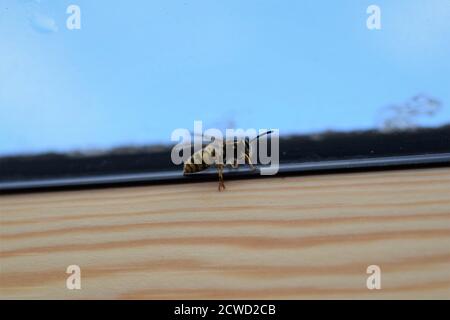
[1, 0, 449, 155]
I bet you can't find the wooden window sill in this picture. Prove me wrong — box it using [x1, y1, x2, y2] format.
[1, 167, 449, 299]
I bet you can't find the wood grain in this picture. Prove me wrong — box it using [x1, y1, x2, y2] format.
[1, 168, 450, 299]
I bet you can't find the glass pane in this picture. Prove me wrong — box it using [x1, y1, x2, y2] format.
[1, 0, 449, 157]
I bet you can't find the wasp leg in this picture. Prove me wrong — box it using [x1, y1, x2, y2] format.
[245, 154, 256, 171]
[216, 163, 225, 191]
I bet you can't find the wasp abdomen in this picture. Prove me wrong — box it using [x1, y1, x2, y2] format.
[183, 149, 211, 174]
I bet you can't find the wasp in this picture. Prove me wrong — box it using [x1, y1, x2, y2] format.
[183, 131, 273, 191]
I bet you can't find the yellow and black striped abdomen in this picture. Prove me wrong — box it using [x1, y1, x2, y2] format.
[183, 144, 217, 175]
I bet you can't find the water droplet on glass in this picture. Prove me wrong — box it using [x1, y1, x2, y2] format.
[29, 12, 58, 33]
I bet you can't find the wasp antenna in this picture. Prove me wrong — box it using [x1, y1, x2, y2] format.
[250, 130, 274, 142]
